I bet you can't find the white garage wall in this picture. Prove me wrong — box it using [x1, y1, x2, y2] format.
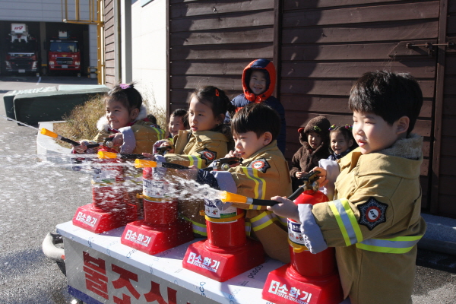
[131, 0, 167, 113]
[0, 0, 90, 22]
[0, 0, 96, 69]
[88, 24, 97, 67]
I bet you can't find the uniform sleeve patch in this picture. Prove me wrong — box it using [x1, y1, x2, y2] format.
[198, 149, 217, 165]
[248, 158, 271, 173]
[357, 197, 388, 230]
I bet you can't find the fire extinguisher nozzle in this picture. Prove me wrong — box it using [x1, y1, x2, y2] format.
[134, 159, 157, 168]
[98, 150, 118, 159]
[40, 128, 58, 138]
[220, 191, 248, 204]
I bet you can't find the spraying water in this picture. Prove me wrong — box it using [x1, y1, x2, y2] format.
[165, 175, 223, 202]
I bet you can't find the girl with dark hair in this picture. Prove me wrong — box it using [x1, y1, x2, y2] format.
[73, 82, 165, 154]
[163, 86, 235, 167]
[160, 86, 235, 237]
[328, 125, 358, 160]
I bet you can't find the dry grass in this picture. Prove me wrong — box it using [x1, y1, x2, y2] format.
[141, 85, 167, 129]
[54, 94, 106, 148]
[53, 92, 167, 148]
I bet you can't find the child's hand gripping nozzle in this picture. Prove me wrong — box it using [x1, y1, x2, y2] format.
[219, 171, 321, 207]
[119, 158, 194, 255]
[202, 157, 241, 172]
[40, 128, 101, 149]
[261, 170, 344, 304]
[155, 145, 172, 155]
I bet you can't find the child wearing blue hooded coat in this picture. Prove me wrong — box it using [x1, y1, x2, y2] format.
[230, 59, 287, 154]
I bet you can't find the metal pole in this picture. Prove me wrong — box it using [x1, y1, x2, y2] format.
[75, 0, 80, 21]
[97, 0, 105, 85]
[89, 0, 93, 23]
[64, 0, 68, 21]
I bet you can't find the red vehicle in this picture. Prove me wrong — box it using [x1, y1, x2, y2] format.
[5, 23, 39, 75]
[48, 31, 81, 74]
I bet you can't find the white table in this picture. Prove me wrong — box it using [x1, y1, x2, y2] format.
[57, 221, 285, 304]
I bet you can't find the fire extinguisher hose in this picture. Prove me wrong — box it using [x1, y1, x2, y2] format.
[220, 171, 321, 206]
[40, 128, 99, 148]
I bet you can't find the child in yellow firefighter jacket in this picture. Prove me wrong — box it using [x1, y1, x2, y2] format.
[163, 86, 234, 168]
[269, 71, 427, 304]
[194, 103, 292, 263]
[73, 83, 165, 154]
[159, 86, 235, 236]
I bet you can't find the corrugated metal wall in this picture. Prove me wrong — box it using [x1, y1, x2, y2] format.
[167, 0, 456, 217]
[168, 0, 277, 111]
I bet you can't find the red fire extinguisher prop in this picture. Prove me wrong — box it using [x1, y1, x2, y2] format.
[182, 160, 264, 282]
[72, 148, 138, 233]
[120, 159, 194, 255]
[261, 171, 344, 304]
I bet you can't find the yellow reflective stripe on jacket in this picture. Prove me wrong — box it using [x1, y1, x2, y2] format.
[245, 222, 252, 236]
[183, 217, 207, 236]
[278, 215, 287, 227]
[248, 204, 263, 210]
[356, 235, 422, 254]
[152, 127, 165, 140]
[251, 211, 278, 232]
[242, 167, 266, 199]
[187, 155, 202, 168]
[328, 199, 363, 246]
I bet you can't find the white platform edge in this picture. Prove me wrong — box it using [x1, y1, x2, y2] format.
[57, 221, 285, 304]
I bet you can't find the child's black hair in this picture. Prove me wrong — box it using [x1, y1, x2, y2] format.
[189, 86, 235, 119]
[147, 114, 157, 125]
[171, 108, 189, 129]
[329, 125, 358, 149]
[231, 103, 280, 140]
[107, 82, 143, 112]
[348, 71, 423, 135]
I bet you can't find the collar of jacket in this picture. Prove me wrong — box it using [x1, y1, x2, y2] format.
[190, 130, 230, 143]
[241, 140, 279, 165]
[96, 104, 148, 132]
[339, 133, 423, 178]
[332, 148, 352, 160]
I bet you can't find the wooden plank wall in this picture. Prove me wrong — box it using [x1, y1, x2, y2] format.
[438, 0, 456, 217]
[168, 0, 276, 111]
[280, 0, 440, 209]
[167, 0, 453, 214]
[104, 0, 116, 87]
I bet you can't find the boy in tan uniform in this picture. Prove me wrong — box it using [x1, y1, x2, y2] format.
[195, 103, 292, 263]
[269, 71, 427, 304]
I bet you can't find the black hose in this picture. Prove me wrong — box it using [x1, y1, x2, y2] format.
[59, 137, 80, 146]
[161, 162, 191, 170]
[249, 171, 321, 206]
[119, 154, 146, 160]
